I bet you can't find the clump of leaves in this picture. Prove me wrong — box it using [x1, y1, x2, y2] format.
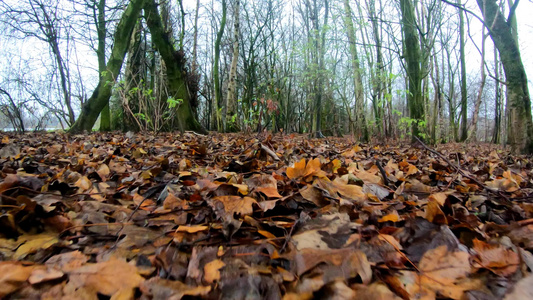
[0, 132, 531, 299]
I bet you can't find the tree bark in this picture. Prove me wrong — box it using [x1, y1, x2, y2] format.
[213, 0, 227, 131]
[467, 29, 487, 141]
[400, 0, 425, 140]
[459, 0, 468, 141]
[343, 0, 368, 141]
[96, 0, 111, 131]
[476, 0, 533, 153]
[143, 0, 206, 133]
[224, 0, 240, 132]
[70, 0, 144, 133]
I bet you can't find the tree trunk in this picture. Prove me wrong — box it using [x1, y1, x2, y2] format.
[224, 0, 240, 132]
[476, 0, 533, 153]
[213, 0, 227, 131]
[400, 0, 425, 140]
[492, 47, 502, 144]
[467, 29, 487, 141]
[343, 0, 368, 141]
[459, 0, 468, 141]
[69, 0, 144, 133]
[96, 0, 111, 131]
[143, 0, 206, 133]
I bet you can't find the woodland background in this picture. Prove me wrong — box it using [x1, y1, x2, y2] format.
[0, 0, 532, 151]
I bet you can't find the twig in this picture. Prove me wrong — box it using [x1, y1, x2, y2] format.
[280, 220, 298, 253]
[260, 143, 280, 161]
[375, 160, 389, 186]
[413, 136, 503, 197]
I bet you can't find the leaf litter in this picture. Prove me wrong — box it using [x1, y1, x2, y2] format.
[0, 131, 533, 299]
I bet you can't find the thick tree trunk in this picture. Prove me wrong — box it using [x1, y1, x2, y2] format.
[70, 0, 144, 133]
[476, 0, 533, 153]
[143, 0, 206, 133]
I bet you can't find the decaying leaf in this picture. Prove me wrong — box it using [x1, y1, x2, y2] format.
[0, 132, 530, 298]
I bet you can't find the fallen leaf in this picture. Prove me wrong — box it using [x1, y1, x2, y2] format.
[67, 258, 144, 297]
[176, 225, 209, 233]
[14, 233, 59, 260]
[0, 262, 35, 297]
[472, 239, 519, 276]
[140, 277, 211, 300]
[203, 259, 225, 284]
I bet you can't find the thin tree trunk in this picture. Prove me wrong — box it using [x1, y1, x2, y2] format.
[458, 0, 468, 141]
[224, 0, 240, 132]
[467, 29, 487, 141]
[343, 0, 368, 141]
[213, 0, 227, 131]
[96, 0, 111, 131]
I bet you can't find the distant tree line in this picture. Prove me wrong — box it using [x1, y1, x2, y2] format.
[0, 0, 531, 153]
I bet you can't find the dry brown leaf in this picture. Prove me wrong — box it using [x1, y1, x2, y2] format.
[425, 198, 447, 225]
[46, 251, 89, 272]
[212, 195, 256, 216]
[472, 239, 519, 276]
[0, 262, 35, 297]
[416, 245, 472, 299]
[67, 258, 144, 297]
[28, 267, 64, 284]
[140, 277, 211, 300]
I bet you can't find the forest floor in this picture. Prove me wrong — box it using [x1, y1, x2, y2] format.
[0, 131, 532, 299]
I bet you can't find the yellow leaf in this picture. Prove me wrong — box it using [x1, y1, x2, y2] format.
[429, 192, 447, 206]
[176, 225, 209, 233]
[14, 233, 59, 260]
[258, 230, 276, 239]
[75, 176, 92, 191]
[405, 164, 419, 176]
[303, 158, 322, 178]
[203, 259, 225, 284]
[97, 164, 110, 179]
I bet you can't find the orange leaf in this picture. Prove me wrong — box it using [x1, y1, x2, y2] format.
[176, 225, 209, 233]
[286, 158, 306, 179]
[203, 259, 225, 284]
[0, 262, 35, 297]
[256, 186, 282, 198]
